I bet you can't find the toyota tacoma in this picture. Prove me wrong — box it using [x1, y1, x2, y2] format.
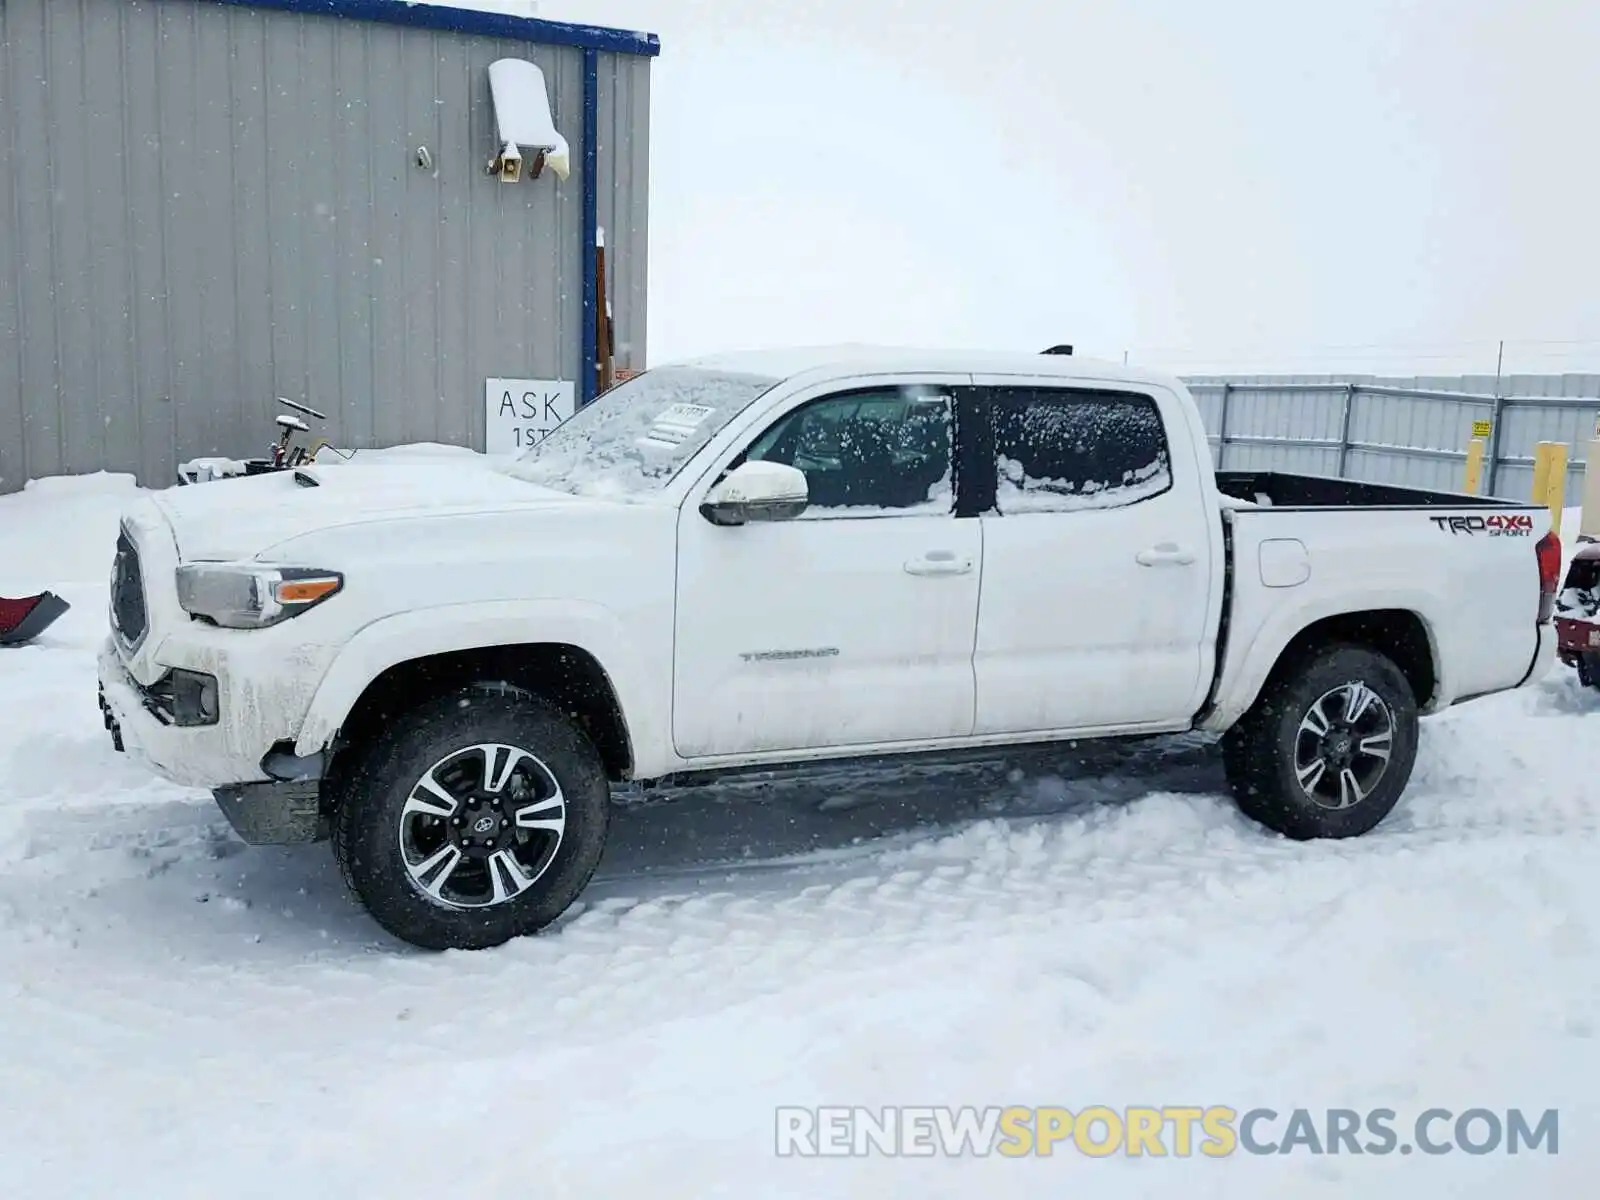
[97, 347, 1562, 949]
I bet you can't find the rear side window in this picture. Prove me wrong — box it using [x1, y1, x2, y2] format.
[988, 388, 1172, 513]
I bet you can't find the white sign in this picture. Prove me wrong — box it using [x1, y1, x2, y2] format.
[485, 378, 575, 455]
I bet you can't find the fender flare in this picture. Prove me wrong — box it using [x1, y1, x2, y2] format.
[293, 600, 654, 759]
[1202, 592, 1447, 730]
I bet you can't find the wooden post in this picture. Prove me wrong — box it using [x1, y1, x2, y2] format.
[1582, 432, 1600, 541]
[1547, 442, 1569, 533]
[1531, 441, 1553, 507]
[1532, 441, 1568, 533]
[1463, 438, 1486, 494]
[595, 227, 614, 396]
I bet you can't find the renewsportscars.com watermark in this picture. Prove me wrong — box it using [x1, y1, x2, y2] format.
[775, 1106, 1560, 1158]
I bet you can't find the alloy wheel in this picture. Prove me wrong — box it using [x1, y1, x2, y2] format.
[1292, 681, 1395, 811]
[397, 743, 567, 909]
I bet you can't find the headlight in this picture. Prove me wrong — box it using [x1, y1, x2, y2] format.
[175, 563, 343, 629]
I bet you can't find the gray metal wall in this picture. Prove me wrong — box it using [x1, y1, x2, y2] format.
[0, 0, 650, 493]
[1184, 372, 1600, 501]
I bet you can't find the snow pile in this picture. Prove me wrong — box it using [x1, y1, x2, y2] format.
[996, 453, 1172, 513]
[1, 476, 1597, 1197]
[307, 441, 488, 466]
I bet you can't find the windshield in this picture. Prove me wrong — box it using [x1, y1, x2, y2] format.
[500, 366, 779, 498]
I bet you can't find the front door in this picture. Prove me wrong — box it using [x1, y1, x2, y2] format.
[672, 380, 982, 760]
[968, 381, 1218, 734]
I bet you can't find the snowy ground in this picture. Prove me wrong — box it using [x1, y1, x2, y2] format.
[2, 472, 1599, 1197]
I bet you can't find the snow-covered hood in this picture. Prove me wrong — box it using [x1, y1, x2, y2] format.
[150, 461, 588, 561]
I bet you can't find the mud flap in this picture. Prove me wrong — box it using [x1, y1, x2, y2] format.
[213, 780, 328, 845]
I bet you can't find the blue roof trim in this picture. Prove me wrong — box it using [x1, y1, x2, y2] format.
[202, 0, 661, 56]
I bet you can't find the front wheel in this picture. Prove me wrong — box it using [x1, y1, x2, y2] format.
[333, 688, 610, 950]
[1223, 645, 1420, 840]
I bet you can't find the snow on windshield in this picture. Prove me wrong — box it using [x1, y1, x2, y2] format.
[500, 367, 779, 498]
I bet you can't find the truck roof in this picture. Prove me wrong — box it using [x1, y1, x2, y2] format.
[668, 345, 1185, 392]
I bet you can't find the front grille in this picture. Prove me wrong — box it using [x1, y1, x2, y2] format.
[110, 528, 148, 647]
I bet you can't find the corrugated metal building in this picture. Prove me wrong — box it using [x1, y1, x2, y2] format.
[0, 0, 657, 493]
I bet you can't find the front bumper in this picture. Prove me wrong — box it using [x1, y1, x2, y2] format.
[98, 638, 328, 843]
[98, 497, 346, 844]
[97, 635, 277, 789]
[97, 501, 338, 789]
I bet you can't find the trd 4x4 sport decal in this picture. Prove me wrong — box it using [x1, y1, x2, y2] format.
[1429, 513, 1534, 536]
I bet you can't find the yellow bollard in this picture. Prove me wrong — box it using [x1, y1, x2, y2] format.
[1547, 443, 1569, 531]
[1531, 441, 1554, 509]
[1531, 441, 1568, 534]
[1580, 437, 1600, 540]
[1463, 437, 1486, 494]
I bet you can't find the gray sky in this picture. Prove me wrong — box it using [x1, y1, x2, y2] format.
[538, 1, 1600, 373]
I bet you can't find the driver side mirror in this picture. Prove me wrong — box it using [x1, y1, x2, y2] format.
[699, 461, 809, 526]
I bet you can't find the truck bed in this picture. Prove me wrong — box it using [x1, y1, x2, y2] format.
[1215, 470, 1532, 511]
[1201, 468, 1550, 729]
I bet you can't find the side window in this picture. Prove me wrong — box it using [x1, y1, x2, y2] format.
[741, 386, 954, 514]
[989, 388, 1172, 513]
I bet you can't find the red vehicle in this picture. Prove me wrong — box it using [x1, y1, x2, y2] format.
[1555, 537, 1600, 689]
[0, 591, 69, 646]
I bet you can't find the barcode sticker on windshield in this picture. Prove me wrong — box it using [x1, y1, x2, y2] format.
[645, 403, 716, 446]
[657, 402, 714, 426]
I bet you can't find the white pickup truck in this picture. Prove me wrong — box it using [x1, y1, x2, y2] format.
[97, 347, 1562, 949]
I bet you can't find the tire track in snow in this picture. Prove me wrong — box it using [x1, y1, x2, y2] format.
[1, 678, 1596, 1053]
[6, 700, 1599, 969]
[3, 682, 1600, 1198]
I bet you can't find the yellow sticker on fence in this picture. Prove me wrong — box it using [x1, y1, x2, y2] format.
[1471, 419, 1492, 439]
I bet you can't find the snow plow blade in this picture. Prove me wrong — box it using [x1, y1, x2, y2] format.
[0, 592, 71, 646]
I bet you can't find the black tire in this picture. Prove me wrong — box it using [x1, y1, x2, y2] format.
[333, 686, 610, 950]
[1222, 644, 1419, 840]
[1578, 653, 1600, 692]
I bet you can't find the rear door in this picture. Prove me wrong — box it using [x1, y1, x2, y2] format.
[967, 379, 1218, 734]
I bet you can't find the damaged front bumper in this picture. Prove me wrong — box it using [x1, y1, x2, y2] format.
[97, 636, 330, 844]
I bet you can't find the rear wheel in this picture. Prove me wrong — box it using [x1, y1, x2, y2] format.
[1223, 645, 1419, 840]
[333, 687, 610, 950]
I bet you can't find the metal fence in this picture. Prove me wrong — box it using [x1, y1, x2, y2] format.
[1180, 373, 1600, 501]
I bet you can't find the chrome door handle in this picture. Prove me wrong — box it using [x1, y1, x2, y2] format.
[904, 551, 974, 576]
[1136, 543, 1196, 567]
